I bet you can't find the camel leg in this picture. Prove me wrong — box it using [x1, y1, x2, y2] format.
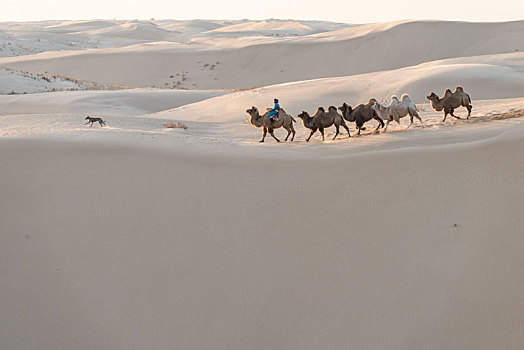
[415, 114, 424, 128]
[410, 111, 424, 128]
[260, 127, 267, 142]
[332, 125, 340, 140]
[357, 127, 361, 135]
[379, 117, 385, 129]
[442, 110, 448, 122]
[466, 105, 472, 119]
[284, 127, 291, 141]
[384, 119, 390, 132]
[319, 128, 325, 141]
[407, 114, 413, 129]
[450, 108, 460, 119]
[306, 128, 316, 142]
[374, 118, 384, 131]
[285, 122, 296, 142]
[90, 122, 93, 127]
[342, 123, 351, 138]
[268, 128, 280, 142]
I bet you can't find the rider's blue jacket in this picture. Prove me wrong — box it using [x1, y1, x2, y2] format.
[269, 103, 280, 117]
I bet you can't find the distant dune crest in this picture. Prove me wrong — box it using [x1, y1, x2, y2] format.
[1, 19, 522, 92]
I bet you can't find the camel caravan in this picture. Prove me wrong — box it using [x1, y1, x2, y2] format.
[246, 86, 473, 142]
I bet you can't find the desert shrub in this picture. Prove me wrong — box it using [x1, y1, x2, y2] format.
[164, 122, 188, 130]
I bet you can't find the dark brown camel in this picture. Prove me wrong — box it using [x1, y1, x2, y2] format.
[297, 106, 351, 141]
[338, 99, 384, 135]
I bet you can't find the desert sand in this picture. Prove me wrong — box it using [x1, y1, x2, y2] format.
[0, 18, 523, 350]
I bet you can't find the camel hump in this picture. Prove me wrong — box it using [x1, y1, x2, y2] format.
[279, 108, 286, 114]
[339, 103, 352, 112]
[401, 94, 411, 102]
[317, 106, 325, 112]
[391, 95, 399, 101]
[455, 86, 464, 92]
[328, 105, 337, 111]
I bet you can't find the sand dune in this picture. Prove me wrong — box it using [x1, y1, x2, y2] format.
[159, 19, 226, 32]
[153, 52, 524, 123]
[206, 19, 352, 36]
[42, 20, 119, 32]
[0, 30, 98, 58]
[1, 18, 524, 350]
[1, 20, 522, 89]
[84, 21, 182, 41]
[0, 67, 102, 94]
[1, 126, 524, 349]
[0, 88, 228, 116]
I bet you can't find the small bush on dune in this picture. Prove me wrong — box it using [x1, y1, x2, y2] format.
[164, 122, 188, 130]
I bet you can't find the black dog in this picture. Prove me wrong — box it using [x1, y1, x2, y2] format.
[85, 116, 106, 127]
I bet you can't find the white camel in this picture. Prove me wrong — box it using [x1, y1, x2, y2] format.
[372, 94, 424, 131]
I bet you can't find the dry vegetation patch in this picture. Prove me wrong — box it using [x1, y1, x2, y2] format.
[164, 121, 188, 129]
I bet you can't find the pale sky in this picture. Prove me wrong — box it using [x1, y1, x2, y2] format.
[2, 0, 523, 23]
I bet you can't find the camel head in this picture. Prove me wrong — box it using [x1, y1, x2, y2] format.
[297, 111, 310, 120]
[338, 103, 354, 122]
[297, 111, 314, 128]
[246, 106, 259, 116]
[426, 92, 439, 102]
[372, 102, 391, 121]
[426, 93, 443, 111]
[246, 106, 262, 127]
[372, 101, 385, 113]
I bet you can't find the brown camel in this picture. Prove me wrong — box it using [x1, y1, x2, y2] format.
[338, 99, 384, 135]
[246, 106, 296, 142]
[426, 86, 472, 122]
[297, 106, 351, 141]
